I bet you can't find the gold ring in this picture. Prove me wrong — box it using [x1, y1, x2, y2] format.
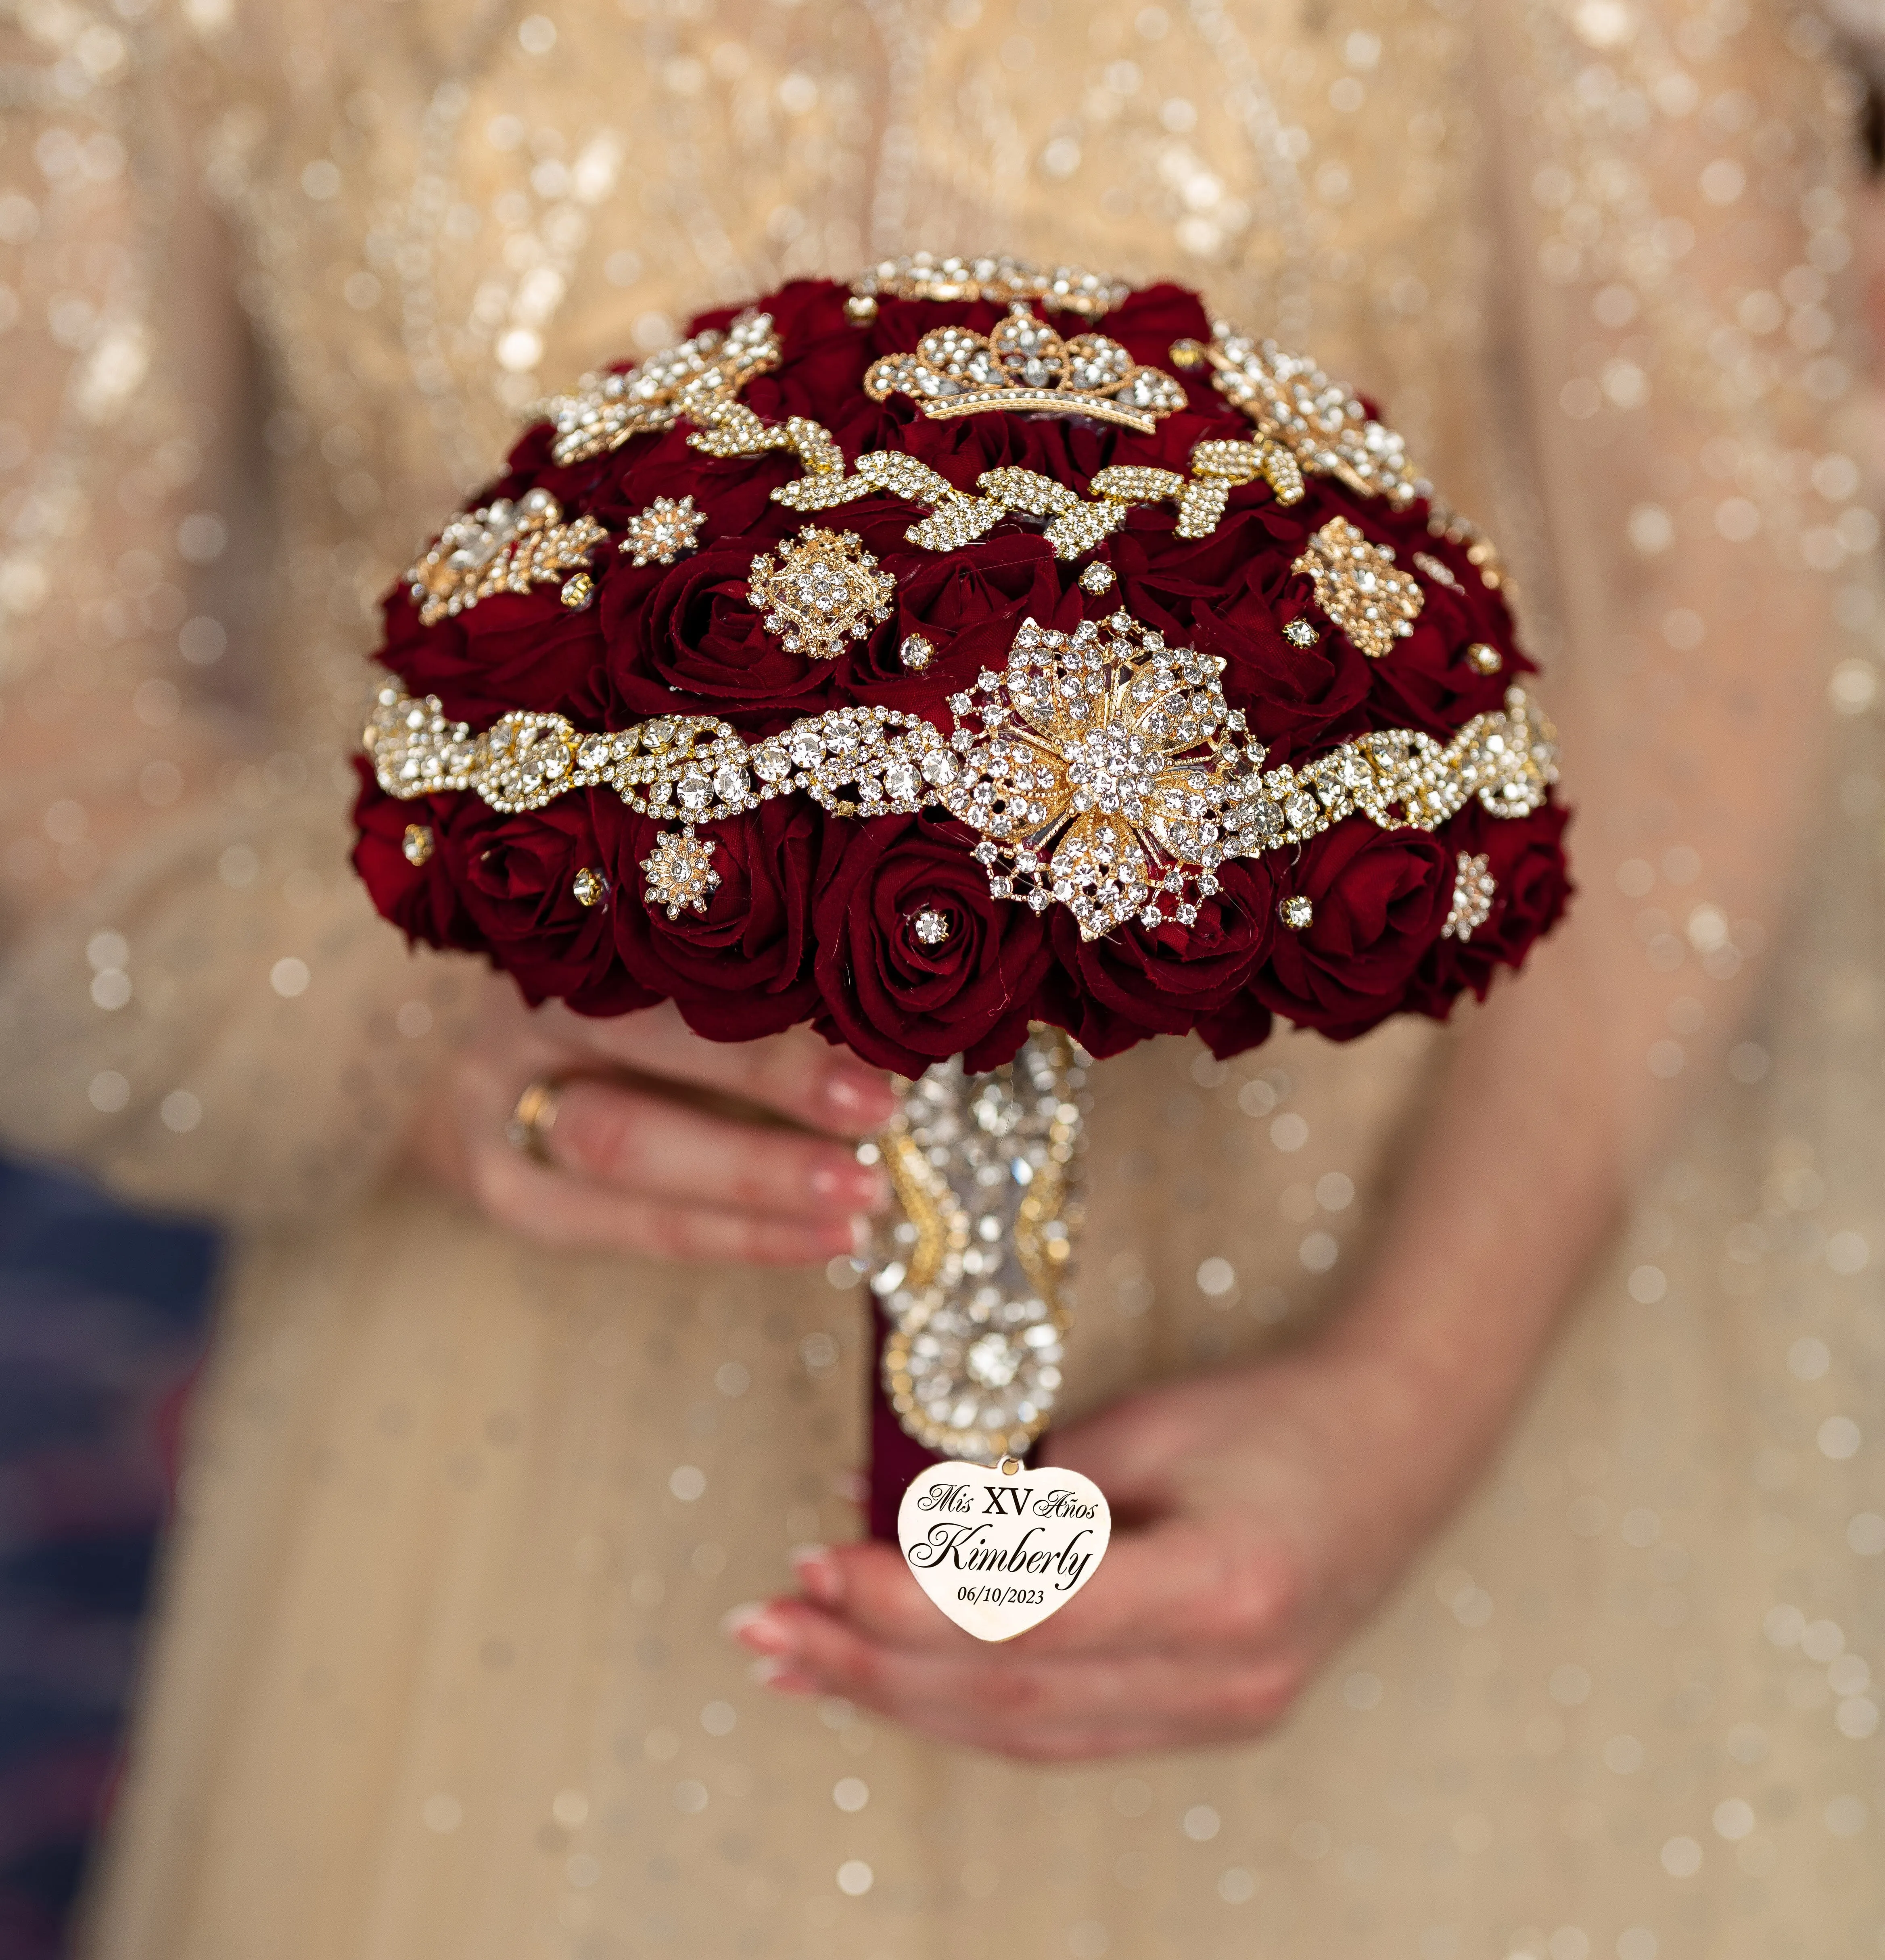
[505, 1075, 564, 1166]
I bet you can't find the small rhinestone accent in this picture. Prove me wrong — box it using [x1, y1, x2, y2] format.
[401, 823, 433, 866]
[1443, 851, 1497, 940]
[1279, 895, 1315, 929]
[1466, 642, 1504, 674]
[911, 907, 951, 945]
[1079, 562, 1116, 594]
[900, 633, 936, 671]
[619, 494, 706, 568]
[641, 831, 720, 919]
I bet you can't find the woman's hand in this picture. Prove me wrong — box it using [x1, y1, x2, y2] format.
[729, 1334, 1505, 1759]
[406, 973, 899, 1266]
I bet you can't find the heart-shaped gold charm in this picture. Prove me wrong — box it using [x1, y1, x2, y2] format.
[897, 1459, 1112, 1642]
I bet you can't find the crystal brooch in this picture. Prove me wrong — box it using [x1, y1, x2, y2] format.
[748, 527, 895, 661]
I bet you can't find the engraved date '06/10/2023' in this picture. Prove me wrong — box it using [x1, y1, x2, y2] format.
[895, 1461, 1114, 1641]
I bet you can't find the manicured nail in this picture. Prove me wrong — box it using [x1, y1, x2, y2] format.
[721, 1602, 767, 1639]
[753, 1660, 816, 1695]
[791, 1542, 844, 1607]
[809, 1163, 889, 1212]
[825, 1071, 898, 1129]
[832, 1469, 868, 1506]
[726, 1606, 794, 1657]
[850, 1216, 873, 1259]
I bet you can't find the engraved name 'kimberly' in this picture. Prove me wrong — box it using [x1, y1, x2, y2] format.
[903, 1521, 1099, 1591]
[915, 1480, 1101, 1521]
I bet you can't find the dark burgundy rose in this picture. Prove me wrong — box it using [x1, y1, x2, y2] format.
[1106, 504, 1374, 759]
[612, 532, 865, 723]
[1362, 602, 1515, 740]
[1193, 988, 1276, 1061]
[1047, 859, 1277, 1047]
[597, 422, 798, 541]
[811, 814, 1054, 1074]
[384, 591, 614, 728]
[350, 764, 479, 953]
[845, 531, 1075, 710]
[439, 792, 657, 1018]
[612, 796, 828, 1043]
[1103, 281, 1214, 380]
[1407, 801, 1574, 1014]
[1255, 823, 1454, 1039]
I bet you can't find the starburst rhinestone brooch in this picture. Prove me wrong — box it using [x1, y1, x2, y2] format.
[619, 495, 705, 568]
[641, 830, 720, 919]
[748, 527, 895, 660]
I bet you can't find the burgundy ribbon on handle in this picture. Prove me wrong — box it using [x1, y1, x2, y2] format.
[866, 1296, 945, 1541]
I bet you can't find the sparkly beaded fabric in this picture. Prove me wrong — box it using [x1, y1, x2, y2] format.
[1, 3, 1881, 1956]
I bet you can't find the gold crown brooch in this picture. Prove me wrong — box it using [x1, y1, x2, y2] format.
[865, 303, 1187, 435]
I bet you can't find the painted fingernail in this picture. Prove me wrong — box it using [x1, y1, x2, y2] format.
[727, 1607, 794, 1657]
[832, 1469, 868, 1507]
[752, 1659, 816, 1695]
[809, 1163, 889, 1211]
[791, 1542, 844, 1607]
[720, 1602, 767, 1639]
[850, 1215, 873, 1259]
[825, 1072, 898, 1129]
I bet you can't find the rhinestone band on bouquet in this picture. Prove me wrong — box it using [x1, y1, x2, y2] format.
[353, 254, 1571, 1535]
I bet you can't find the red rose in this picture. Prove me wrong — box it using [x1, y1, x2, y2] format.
[1407, 801, 1573, 1013]
[811, 814, 1054, 1074]
[1044, 858, 1277, 1055]
[846, 531, 1074, 710]
[1362, 597, 1519, 741]
[440, 792, 656, 1018]
[350, 764, 478, 953]
[382, 591, 614, 729]
[1193, 988, 1277, 1061]
[610, 531, 860, 723]
[1103, 281, 1214, 379]
[1255, 822, 1453, 1039]
[611, 796, 828, 1042]
[1107, 506, 1373, 758]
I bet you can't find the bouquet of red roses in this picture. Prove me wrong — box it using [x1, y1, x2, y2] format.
[355, 255, 1568, 1532]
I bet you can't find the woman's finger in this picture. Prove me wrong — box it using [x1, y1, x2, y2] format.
[544, 1000, 898, 1137]
[802, 1516, 1302, 1659]
[546, 1077, 888, 1221]
[468, 1141, 858, 1265]
[738, 1598, 1304, 1757]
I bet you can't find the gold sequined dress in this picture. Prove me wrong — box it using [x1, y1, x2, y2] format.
[2, 3, 1881, 1955]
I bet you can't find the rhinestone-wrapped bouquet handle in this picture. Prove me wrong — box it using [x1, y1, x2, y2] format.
[858, 1030, 1085, 1538]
